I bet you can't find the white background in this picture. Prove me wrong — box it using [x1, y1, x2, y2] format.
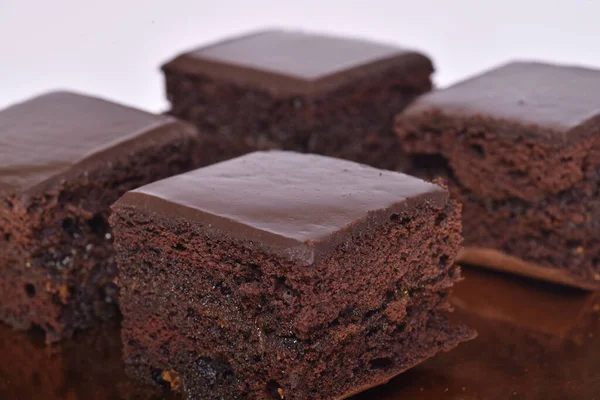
[1, 0, 598, 113]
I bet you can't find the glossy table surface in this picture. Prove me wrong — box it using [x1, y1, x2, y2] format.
[1, 266, 599, 400]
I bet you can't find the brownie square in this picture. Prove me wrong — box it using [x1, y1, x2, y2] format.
[0, 91, 199, 342]
[163, 29, 433, 171]
[110, 151, 474, 399]
[395, 61, 600, 289]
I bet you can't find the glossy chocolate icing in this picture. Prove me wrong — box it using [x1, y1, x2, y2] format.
[0, 91, 196, 196]
[162, 30, 432, 97]
[116, 151, 447, 264]
[403, 61, 600, 142]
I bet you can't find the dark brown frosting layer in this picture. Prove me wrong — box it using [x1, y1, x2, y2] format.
[402, 61, 600, 142]
[116, 151, 447, 265]
[0, 91, 196, 196]
[162, 30, 432, 97]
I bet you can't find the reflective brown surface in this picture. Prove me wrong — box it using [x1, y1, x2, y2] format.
[1, 266, 599, 400]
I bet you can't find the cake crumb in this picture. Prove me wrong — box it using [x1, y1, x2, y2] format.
[59, 285, 70, 304]
[593, 304, 600, 312]
[574, 246, 584, 256]
[384, 298, 408, 323]
[277, 387, 285, 399]
[161, 370, 183, 391]
[571, 214, 585, 224]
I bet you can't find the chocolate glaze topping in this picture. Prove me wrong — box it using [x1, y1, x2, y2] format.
[117, 151, 447, 265]
[162, 30, 432, 97]
[0, 91, 196, 196]
[403, 61, 600, 142]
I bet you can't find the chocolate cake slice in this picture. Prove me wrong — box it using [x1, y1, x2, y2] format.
[110, 151, 474, 400]
[0, 91, 198, 342]
[395, 61, 600, 289]
[163, 29, 433, 170]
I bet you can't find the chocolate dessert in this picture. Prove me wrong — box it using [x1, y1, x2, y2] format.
[395, 61, 600, 289]
[111, 151, 473, 399]
[0, 91, 198, 342]
[163, 29, 433, 170]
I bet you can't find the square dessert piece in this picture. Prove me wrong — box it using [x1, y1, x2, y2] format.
[163, 29, 433, 170]
[110, 151, 474, 400]
[395, 61, 600, 289]
[0, 91, 198, 342]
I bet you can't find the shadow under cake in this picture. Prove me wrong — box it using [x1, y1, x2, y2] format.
[163, 29, 433, 171]
[0, 91, 198, 342]
[350, 266, 600, 400]
[110, 151, 474, 400]
[0, 323, 167, 400]
[450, 267, 597, 340]
[395, 61, 600, 289]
